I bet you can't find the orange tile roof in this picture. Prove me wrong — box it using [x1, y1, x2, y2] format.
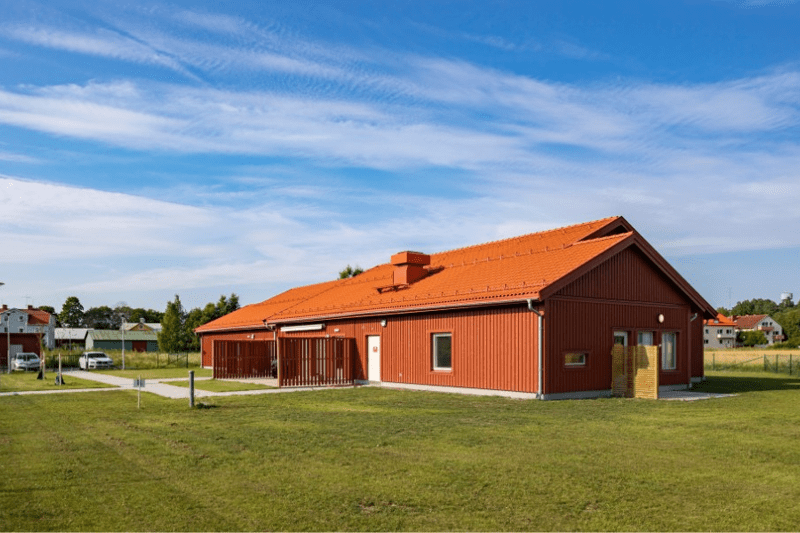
[196, 216, 711, 333]
[704, 313, 736, 327]
[733, 314, 768, 330]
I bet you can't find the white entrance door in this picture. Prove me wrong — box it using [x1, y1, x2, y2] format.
[367, 335, 381, 382]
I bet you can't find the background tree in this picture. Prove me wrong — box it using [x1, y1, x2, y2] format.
[183, 293, 241, 351]
[39, 305, 55, 315]
[738, 330, 768, 347]
[773, 307, 800, 347]
[58, 296, 85, 328]
[129, 307, 164, 324]
[339, 265, 363, 279]
[84, 306, 115, 329]
[158, 295, 189, 353]
[730, 298, 778, 317]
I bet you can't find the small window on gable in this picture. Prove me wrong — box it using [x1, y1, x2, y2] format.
[564, 352, 587, 367]
[432, 333, 452, 371]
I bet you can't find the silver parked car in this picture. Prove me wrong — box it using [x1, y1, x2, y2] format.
[79, 351, 114, 370]
[11, 352, 41, 371]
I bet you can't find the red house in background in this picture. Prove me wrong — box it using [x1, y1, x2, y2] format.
[196, 216, 716, 399]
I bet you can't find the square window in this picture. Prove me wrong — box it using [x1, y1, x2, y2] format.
[564, 352, 587, 366]
[638, 331, 654, 345]
[432, 333, 451, 370]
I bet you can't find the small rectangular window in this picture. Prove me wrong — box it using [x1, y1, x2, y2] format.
[564, 352, 587, 366]
[432, 333, 452, 370]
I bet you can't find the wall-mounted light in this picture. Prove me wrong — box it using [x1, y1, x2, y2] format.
[380, 320, 387, 327]
[281, 323, 324, 332]
[658, 314, 665, 324]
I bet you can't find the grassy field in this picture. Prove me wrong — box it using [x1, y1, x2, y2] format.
[42, 349, 202, 371]
[705, 348, 800, 373]
[0, 371, 114, 393]
[1, 371, 799, 531]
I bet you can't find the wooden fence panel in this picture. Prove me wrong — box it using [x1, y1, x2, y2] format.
[279, 337, 355, 387]
[213, 340, 276, 379]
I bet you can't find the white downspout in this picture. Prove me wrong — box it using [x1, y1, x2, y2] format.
[527, 299, 544, 400]
[689, 312, 699, 388]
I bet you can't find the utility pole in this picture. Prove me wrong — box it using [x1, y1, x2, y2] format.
[121, 316, 126, 370]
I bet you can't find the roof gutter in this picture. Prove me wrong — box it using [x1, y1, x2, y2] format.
[527, 299, 544, 400]
[197, 296, 543, 334]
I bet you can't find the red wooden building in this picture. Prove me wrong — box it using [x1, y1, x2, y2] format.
[196, 217, 716, 399]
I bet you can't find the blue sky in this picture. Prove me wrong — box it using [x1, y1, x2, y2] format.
[1, 0, 799, 313]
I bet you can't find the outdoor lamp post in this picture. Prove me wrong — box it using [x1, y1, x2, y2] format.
[1, 282, 9, 375]
[1, 282, 5, 379]
[121, 316, 126, 370]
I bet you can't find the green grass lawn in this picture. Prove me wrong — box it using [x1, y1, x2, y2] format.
[94, 367, 213, 380]
[0, 371, 114, 393]
[168, 378, 275, 392]
[1, 371, 799, 531]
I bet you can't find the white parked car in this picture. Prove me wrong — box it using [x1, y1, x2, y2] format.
[11, 352, 41, 371]
[79, 351, 114, 370]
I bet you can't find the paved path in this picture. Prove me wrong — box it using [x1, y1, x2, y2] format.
[0, 370, 344, 399]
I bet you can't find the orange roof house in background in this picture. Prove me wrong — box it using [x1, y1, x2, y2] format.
[703, 313, 736, 349]
[732, 314, 785, 345]
[197, 216, 716, 400]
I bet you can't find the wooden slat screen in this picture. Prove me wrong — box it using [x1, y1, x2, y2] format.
[213, 340, 276, 379]
[279, 337, 355, 387]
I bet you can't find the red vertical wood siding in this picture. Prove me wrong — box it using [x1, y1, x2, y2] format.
[232, 306, 540, 393]
[548, 247, 700, 394]
[213, 340, 276, 379]
[278, 337, 355, 387]
[200, 330, 275, 368]
[380, 306, 539, 393]
[558, 248, 687, 305]
[1, 334, 42, 365]
[546, 298, 690, 394]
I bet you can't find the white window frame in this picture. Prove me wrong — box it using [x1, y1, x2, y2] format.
[564, 352, 587, 367]
[662, 332, 677, 370]
[432, 333, 452, 371]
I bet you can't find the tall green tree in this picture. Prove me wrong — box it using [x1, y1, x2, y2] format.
[339, 265, 363, 279]
[731, 298, 778, 317]
[158, 295, 188, 353]
[84, 306, 116, 329]
[58, 296, 85, 328]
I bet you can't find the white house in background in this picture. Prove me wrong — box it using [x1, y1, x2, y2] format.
[733, 314, 785, 345]
[1, 305, 56, 361]
[703, 313, 737, 348]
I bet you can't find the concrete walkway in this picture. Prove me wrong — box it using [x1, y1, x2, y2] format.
[659, 390, 736, 401]
[2, 371, 735, 401]
[0, 370, 327, 399]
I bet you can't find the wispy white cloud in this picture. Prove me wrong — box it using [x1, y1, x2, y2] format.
[2, 3, 800, 310]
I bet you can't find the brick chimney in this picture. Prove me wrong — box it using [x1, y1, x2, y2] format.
[391, 251, 430, 285]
